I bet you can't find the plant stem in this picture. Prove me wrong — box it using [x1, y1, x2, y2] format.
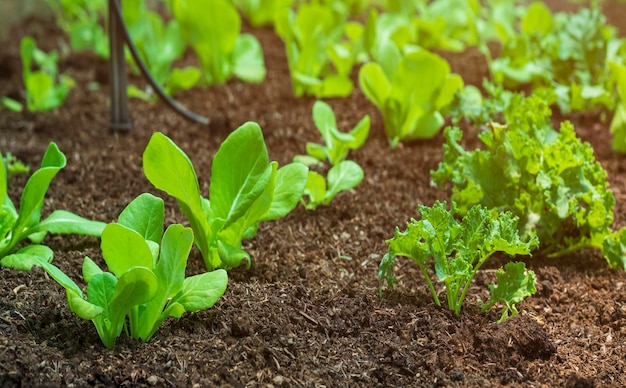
[418, 263, 440, 307]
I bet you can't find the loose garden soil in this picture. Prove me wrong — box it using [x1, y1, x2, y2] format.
[2, 2, 626, 387]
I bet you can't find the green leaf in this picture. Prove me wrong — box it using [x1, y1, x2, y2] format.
[34, 210, 106, 237]
[302, 171, 327, 210]
[326, 160, 364, 201]
[210, 122, 272, 228]
[481, 262, 536, 323]
[175, 269, 228, 312]
[13, 142, 66, 240]
[82, 256, 103, 284]
[262, 163, 308, 221]
[1, 97, 23, 112]
[101, 223, 154, 277]
[33, 254, 82, 296]
[117, 193, 164, 244]
[143, 132, 211, 260]
[358, 62, 390, 109]
[232, 34, 266, 83]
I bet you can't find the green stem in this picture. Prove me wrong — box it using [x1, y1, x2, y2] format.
[547, 240, 597, 259]
[417, 263, 440, 307]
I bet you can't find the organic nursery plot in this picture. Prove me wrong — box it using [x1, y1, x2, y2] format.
[2, 1, 626, 387]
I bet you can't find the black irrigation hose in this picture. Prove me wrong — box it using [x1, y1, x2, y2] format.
[110, 0, 209, 126]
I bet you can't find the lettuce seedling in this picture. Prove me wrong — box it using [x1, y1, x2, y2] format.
[143, 122, 308, 271]
[432, 94, 626, 268]
[1, 143, 106, 271]
[296, 100, 370, 167]
[275, 3, 361, 97]
[294, 101, 369, 210]
[301, 161, 363, 210]
[35, 193, 228, 348]
[232, 0, 293, 27]
[359, 46, 463, 147]
[123, 0, 201, 98]
[379, 201, 537, 321]
[20, 37, 75, 112]
[45, 0, 109, 58]
[170, 0, 266, 85]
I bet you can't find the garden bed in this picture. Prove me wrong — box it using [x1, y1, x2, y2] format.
[2, 2, 626, 386]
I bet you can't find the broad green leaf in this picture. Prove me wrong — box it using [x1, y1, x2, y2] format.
[1, 244, 54, 271]
[155, 224, 193, 299]
[313, 100, 337, 140]
[326, 160, 364, 199]
[14, 142, 66, 238]
[143, 132, 210, 258]
[34, 210, 106, 237]
[175, 269, 228, 312]
[67, 290, 102, 320]
[359, 62, 390, 109]
[302, 171, 327, 210]
[167, 67, 201, 95]
[263, 163, 308, 221]
[101, 223, 154, 277]
[520, 2, 553, 36]
[232, 34, 266, 83]
[109, 267, 158, 325]
[82, 256, 103, 284]
[318, 75, 353, 98]
[117, 193, 164, 244]
[210, 122, 272, 228]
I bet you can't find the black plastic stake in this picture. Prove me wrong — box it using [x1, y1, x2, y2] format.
[107, 0, 209, 133]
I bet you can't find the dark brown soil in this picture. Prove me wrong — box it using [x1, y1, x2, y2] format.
[2, 3, 626, 387]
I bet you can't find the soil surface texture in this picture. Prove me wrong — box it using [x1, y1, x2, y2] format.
[2, 2, 626, 387]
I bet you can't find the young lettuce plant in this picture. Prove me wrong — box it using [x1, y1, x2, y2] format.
[122, 0, 201, 99]
[143, 122, 308, 271]
[359, 44, 463, 147]
[0, 143, 106, 271]
[294, 101, 370, 210]
[609, 61, 626, 153]
[232, 0, 293, 27]
[170, 0, 266, 85]
[379, 201, 538, 322]
[432, 94, 626, 268]
[20, 37, 75, 112]
[275, 2, 362, 97]
[35, 193, 228, 348]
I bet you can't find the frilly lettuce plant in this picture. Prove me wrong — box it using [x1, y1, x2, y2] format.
[432, 94, 626, 268]
[380, 201, 538, 322]
[1, 143, 106, 271]
[36, 193, 228, 348]
[143, 122, 308, 270]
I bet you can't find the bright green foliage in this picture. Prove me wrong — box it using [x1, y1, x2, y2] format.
[297, 101, 370, 166]
[0, 143, 106, 271]
[143, 123, 308, 271]
[171, 0, 266, 85]
[432, 94, 626, 268]
[123, 0, 201, 98]
[359, 46, 463, 147]
[232, 0, 293, 26]
[35, 193, 228, 348]
[480, 261, 536, 323]
[379, 201, 537, 318]
[413, 0, 483, 53]
[20, 37, 75, 112]
[2, 153, 29, 178]
[301, 161, 364, 210]
[45, 0, 109, 58]
[1, 97, 23, 112]
[490, 3, 624, 112]
[294, 101, 369, 210]
[275, 3, 363, 97]
[609, 61, 626, 153]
